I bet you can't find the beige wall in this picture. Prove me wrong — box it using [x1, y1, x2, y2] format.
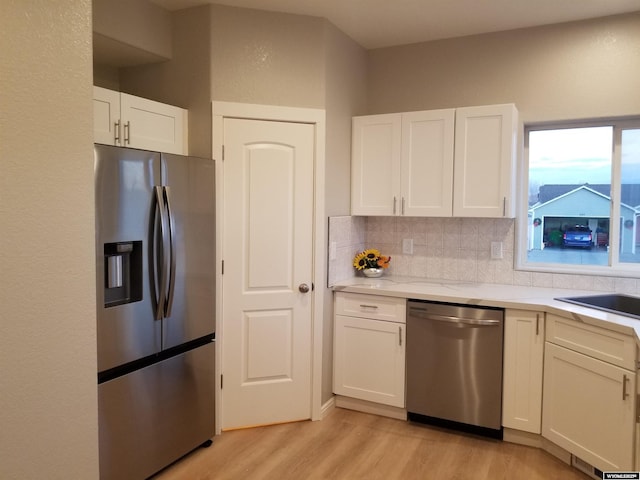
[322, 22, 368, 402]
[368, 13, 640, 123]
[93, 0, 172, 59]
[210, 5, 326, 108]
[324, 22, 369, 217]
[0, 1, 98, 479]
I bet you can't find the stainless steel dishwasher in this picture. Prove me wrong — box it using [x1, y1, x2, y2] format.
[406, 300, 504, 439]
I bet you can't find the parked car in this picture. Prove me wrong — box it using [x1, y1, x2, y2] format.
[563, 225, 593, 248]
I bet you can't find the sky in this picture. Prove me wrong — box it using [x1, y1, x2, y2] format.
[528, 126, 640, 188]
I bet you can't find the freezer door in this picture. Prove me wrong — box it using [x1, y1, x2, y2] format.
[98, 341, 215, 480]
[161, 153, 216, 349]
[95, 145, 162, 372]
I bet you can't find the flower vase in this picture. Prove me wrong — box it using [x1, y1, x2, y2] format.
[363, 268, 384, 278]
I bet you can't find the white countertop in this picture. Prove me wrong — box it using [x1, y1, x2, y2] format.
[332, 276, 640, 340]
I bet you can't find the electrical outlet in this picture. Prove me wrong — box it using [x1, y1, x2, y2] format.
[491, 241, 503, 259]
[402, 238, 414, 255]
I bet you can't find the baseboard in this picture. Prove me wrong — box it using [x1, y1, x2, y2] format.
[503, 428, 571, 466]
[334, 395, 407, 420]
[503, 428, 544, 449]
[542, 437, 572, 466]
[320, 396, 336, 420]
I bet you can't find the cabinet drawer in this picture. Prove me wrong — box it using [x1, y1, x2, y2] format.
[546, 313, 636, 370]
[335, 292, 406, 324]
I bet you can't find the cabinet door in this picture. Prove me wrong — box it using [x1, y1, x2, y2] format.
[502, 310, 544, 433]
[351, 114, 401, 216]
[542, 342, 636, 471]
[93, 86, 121, 146]
[401, 109, 455, 216]
[121, 93, 188, 155]
[334, 315, 405, 407]
[453, 104, 517, 217]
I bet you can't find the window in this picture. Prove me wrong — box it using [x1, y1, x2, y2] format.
[518, 119, 640, 276]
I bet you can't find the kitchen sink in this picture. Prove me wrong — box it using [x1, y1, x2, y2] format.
[555, 294, 640, 320]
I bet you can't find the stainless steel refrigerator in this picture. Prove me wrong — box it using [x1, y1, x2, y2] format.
[95, 144, 216, 480]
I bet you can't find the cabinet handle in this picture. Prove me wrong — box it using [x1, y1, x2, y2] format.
[503, 197, 506, 217]
[402, 197, 405, 215]
[623, 374, 630, 400]
[359, 304, 378, 309]
[399, 326, 402, 346]
[393, 196, 397, 215]
[535, 314, 540, 336]
[124, 121, 131, 145]
[114, 120, 121, 145]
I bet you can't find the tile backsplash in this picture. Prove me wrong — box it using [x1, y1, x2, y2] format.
[328, 215, 640, 293]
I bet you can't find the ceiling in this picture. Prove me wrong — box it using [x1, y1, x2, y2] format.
[150, 0, 640, 49]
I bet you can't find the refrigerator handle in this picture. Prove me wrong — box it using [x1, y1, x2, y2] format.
[154, 186, 168, 321]
[163, 186, 176, 318]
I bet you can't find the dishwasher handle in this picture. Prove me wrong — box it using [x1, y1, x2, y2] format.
[409, 309, 501, 326]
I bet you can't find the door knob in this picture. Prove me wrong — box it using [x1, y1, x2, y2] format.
[299, 283, 310, 293]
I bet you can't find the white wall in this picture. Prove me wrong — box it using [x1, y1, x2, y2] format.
[0, 1, 98, 478]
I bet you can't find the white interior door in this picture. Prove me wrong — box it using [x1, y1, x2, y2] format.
[222, 118, 314, 430]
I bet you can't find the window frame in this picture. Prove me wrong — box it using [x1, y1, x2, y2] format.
[516, 117, 640, 278]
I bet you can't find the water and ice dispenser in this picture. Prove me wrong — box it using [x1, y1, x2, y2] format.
[104, 241, 142, 307]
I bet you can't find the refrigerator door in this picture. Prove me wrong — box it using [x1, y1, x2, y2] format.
[95, 145, 162, 372]
[160, 153, 216, 349]
[98, 341, 215, 480]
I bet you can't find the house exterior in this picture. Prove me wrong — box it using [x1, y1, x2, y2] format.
[529, 184, 638, 253]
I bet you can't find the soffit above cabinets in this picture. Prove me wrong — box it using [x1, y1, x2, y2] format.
[93, 33, 170, 68]
[92, 0, 172, 68]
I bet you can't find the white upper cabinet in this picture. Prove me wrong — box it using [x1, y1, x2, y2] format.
[401, 110, 455, 216]
[93, 86, 121, 146]
[93, 86, 188, 155]
[453, 104, 518, 217]
[351, 109, 455, 216]
[351, 104, 517, 218]
[351, 113, 402, 216]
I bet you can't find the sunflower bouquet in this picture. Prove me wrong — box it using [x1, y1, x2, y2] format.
[353, 248, 391, 271]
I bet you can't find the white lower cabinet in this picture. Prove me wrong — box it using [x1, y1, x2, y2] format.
[542, 314, 637, 472]
[333, 293, 406, 408]
[502, 309, 544, 433]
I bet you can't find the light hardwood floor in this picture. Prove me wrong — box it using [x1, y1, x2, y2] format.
[154, 408, 589, 480]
